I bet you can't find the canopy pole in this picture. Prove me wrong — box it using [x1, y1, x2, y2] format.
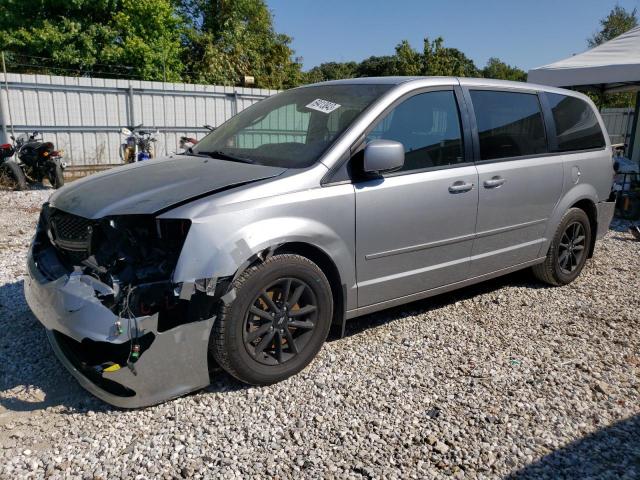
[630, 92, 640, 166]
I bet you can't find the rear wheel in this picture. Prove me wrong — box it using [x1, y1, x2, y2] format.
[210, 254, 333, 385]
[532, 208, 591, 286]
[0, 160, 27, 190]
[47, 160, 64, 189]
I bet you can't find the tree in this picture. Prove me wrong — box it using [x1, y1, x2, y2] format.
[356, 55, 400, 77]
[0, 0, 184, 80]
[395, 40, 422, 76]
[104, 0, 184, 81]
[303, 62, 358, 83]
[482, 57, 527, 82]
[183, 0, 302, 88]
[587, 5, 638, 108]
[588, 5, 638, 47]
[423, 37, 478, 77]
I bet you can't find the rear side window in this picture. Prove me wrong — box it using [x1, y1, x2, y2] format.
[365, 90, 464, 172]
[546, 93, 606, 151]
[470, 90, 547, 160]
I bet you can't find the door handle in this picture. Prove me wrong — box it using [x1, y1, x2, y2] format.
[483, 176, 506, 188]
[448, 181, 474, 193]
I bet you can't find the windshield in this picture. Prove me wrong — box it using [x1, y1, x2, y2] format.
[193, 84, 392, 168]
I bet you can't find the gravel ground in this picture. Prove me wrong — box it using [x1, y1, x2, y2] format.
[0, 188, 639, 479]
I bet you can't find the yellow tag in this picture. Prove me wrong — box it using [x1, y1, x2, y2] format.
[103, 363, 121, 372]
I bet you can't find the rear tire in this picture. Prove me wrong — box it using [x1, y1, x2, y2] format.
[0, 160, 27, 190]
[48, 160, 64, 189]
[532, 208, 591, 286]
[210, 254, 333, 385]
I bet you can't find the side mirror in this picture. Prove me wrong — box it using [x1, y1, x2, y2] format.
[363, 139, 404, 174]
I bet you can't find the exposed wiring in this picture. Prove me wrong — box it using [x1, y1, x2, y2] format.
[120, 285, 141, 370]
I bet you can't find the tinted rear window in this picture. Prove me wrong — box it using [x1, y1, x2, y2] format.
[470, 90, 547, 161]
[547, 93, 606, 151]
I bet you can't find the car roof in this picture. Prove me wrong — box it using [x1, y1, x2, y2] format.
[301, 76, 591, 102]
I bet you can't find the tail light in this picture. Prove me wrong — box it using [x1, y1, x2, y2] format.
[0, 143, 11, 149]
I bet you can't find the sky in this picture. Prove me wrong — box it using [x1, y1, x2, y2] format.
[268, 0, 639, 72]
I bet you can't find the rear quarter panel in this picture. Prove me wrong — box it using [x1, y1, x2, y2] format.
[538, 148, 613, 257]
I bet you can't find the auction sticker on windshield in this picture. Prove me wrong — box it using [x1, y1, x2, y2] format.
[306, 99, 341, 114]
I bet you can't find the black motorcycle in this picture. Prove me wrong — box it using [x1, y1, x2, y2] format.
[0, 141, 25, 190]
[0, 132, 66, 190]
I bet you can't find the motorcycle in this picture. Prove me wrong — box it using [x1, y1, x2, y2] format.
[0, 132, 65, 190]
[179, 135, 198, 152]
[119, 125, 159, 163]
[0, 141, 24, 190]
[177, 125, 215, 154]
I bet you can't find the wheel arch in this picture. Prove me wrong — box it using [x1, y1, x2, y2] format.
[541, 183, 599, 258]
[273, 242, 346, 337]
[569, 198, 598, 258]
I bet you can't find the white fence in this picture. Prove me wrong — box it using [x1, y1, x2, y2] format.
[600, 107, 634, 147]
[0, 73, 278, 167]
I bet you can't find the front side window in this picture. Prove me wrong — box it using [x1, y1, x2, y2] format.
[194, 84, 392, 168]
[365, 90, 464, 172]
[546, 93, 606, 151]
[470, 90, 547, 160]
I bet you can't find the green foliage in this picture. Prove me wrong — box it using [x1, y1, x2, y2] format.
[300, 38, 527, 84]
[588, 4, 638, 47]
[395, 40, 422, 76]
[587, 5, 638, 108]
[422, 37, 478, 77]
[183, 0, 302, 88]
[303, 62, 359, 83]
[107, 0, 184, 81]
[481, 57, 527, 82]
[5, 1, 627, 93]
[0, 0, 300, 87]
[356, 56, 400, 77]
[0, 0, 184, 80]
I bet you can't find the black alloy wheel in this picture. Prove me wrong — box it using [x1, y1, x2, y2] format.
[243, 277, 318, 365]
[210, 254, 333, 385]
[557, 221, 586, 274]
[532, 207, 592, 286]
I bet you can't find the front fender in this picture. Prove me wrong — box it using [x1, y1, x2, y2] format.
[168, 183, 357, 309]
[176, 215, 350, 281]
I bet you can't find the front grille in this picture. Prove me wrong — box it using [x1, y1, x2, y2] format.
[51, 212, 91, 243]
[48, 209, 93, 264]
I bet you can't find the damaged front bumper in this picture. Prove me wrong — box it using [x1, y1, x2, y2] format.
[24, 244, 215, 408]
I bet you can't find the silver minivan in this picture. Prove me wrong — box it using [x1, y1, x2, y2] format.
[25, 77, 616, 407]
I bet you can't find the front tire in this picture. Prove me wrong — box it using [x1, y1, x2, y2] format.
[210, 254, 333, 385]
[532, 208, 591, 286]
[0, 160, 27, 190]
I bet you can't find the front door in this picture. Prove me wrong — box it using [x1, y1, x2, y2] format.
[354, 89, 479, 308]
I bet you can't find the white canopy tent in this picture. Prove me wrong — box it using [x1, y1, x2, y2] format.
[528, 26, 640, 162]
[528, 26, 640, 93]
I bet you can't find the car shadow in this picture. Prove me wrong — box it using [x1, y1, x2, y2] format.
[335, 269, 550, 340]
[507, 414, 640, 479]
[0, 279, 108, 414]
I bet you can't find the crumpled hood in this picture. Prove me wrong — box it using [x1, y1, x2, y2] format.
[49, 156, 285, 219]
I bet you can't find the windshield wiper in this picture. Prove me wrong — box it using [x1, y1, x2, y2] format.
[197, 150, 254, 164]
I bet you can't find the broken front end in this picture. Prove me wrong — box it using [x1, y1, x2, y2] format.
[24, 204, 220, 408]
